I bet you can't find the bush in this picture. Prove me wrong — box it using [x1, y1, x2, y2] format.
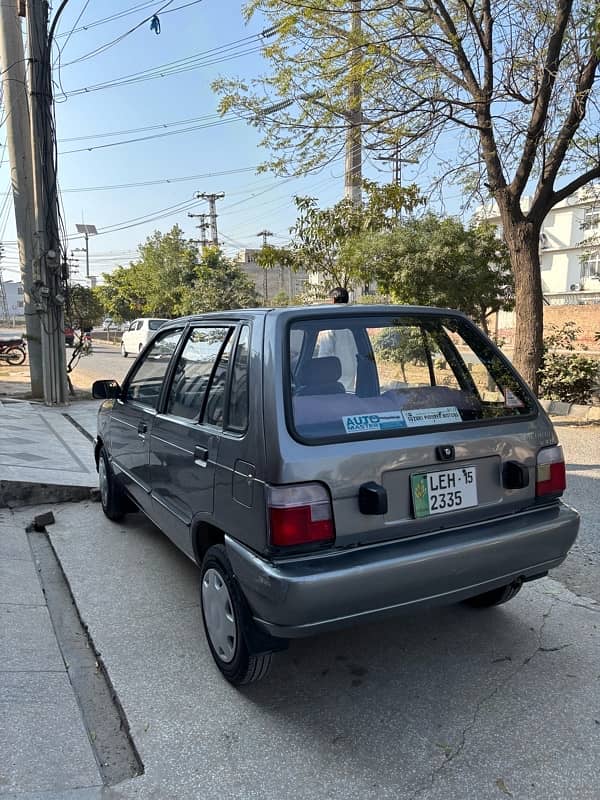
[538, 323, 600, 404]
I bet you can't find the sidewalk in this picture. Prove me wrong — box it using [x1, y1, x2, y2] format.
[0, 507, 103, 797]
[0, 399, 98, 507]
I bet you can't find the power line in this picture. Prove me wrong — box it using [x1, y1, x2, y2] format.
[59, 166, 258, 193]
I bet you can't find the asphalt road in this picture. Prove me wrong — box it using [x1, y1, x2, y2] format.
[68, 335, 132, 392]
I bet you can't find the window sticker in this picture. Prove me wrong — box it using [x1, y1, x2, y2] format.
[403, 406, 462, 427]
[343, 411, 407, 434]
[504, 388, 525, 408]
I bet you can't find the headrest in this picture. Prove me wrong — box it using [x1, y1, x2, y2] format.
[297, 356, 342, 385]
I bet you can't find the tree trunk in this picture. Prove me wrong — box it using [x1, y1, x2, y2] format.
[501, 217, 544, 394]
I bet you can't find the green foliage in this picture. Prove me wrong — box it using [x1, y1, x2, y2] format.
[373, 327, 426, 382]
[66, 285, 104, 330]
[178, 247, 260, 314]
[538, 323, 600, 403]
[291, 181, 423, 290]
[95, 226, 199, 320]
[343, 214, 513, 330]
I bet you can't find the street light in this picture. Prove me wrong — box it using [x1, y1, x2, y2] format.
[74, 223, 98, 280]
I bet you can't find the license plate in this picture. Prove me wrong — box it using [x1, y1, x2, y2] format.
[411, 466, 478, 518]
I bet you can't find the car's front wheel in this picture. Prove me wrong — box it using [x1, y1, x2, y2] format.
[120, 342, 128, 358]
[200, 544, 272, 685]
[464, 581, 522, 608]
[98, 447, 128, 521]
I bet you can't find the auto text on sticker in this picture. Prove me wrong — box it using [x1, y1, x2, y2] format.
[402, 406, 462, 427]
[343, 411, 408, 434]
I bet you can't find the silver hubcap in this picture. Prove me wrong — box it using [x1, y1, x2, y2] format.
[202, 568, 237, 663]
[98, 457, 109, 508]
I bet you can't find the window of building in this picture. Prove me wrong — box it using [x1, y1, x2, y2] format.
[583, 206, 600, 230]
[580, 251, 600, 280]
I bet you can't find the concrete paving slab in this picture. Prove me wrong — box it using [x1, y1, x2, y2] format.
[0, 557, 45, 606]
[0, 606, 64, 672]
[0, 671, 102, 795]
[0, 510, 31, 560]
[47, 502, 600, 800]
[0, 401, 97, 506]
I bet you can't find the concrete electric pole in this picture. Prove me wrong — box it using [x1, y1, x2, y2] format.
[0, 0, 43, 395]
[26, 0, 68, 403]
[345, 0, 362, 206]
[257, 229, 273, 301]
[188, 212, 209, 249]
[195, 193, 224, 246]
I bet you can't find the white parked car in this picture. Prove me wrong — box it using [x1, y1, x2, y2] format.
[120, 317, 169, 357]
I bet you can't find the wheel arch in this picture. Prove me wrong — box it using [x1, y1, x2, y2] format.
[192, 520, 226, 567]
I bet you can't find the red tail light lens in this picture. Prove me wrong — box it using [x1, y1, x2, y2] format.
[267, 483, 335, 547]
[536, 445, 566, 497]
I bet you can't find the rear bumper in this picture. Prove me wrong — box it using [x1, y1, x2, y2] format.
[226, 502, 579, 638]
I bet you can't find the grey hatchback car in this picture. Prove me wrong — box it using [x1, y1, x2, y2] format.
[92, 306, 579, 685]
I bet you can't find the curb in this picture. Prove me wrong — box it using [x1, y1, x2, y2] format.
[0, 481, 98, 509]
[540, 399, 600, 422]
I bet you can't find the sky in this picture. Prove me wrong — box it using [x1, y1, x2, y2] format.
[1, 0, 424, 283]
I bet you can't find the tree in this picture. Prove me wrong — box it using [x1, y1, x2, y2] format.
[179, 247, 260, 313]
[343, 214, 513, 332]
[96, 226, 198, 320]
[215, 1, 600, 391]
[66, 285, 104, 331]
[290, 180, 422, 290]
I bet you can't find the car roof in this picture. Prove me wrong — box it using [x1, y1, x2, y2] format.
[159, 304, 471, 327]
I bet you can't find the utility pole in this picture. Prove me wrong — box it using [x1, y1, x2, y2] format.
[257, 229, 273, 301]
[26, 0, 68, 404]
[196, 193, 224, 246]
[0, 247, 9, 322]
[0, 0, 43, 394]
[74, 223, 97, 280]
[345, 0, 362, 206]
[188, 212, 209, 249]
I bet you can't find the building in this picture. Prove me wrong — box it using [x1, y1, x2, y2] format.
[480, 186, 600, 299]
[1, 279, 25, 323]
[235, 248, 308, 302]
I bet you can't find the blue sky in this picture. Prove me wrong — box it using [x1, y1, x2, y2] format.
[4, 0, 415, 281]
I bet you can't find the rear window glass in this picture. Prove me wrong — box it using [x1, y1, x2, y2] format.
[288, 315, 534, 441]
[149, 319, 169, 330]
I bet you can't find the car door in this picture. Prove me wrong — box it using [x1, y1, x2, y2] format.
[109, 328, 184, 509]
[150, 325, 235, 557]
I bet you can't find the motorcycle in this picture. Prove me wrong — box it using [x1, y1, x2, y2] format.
[0, 335, 27, 366]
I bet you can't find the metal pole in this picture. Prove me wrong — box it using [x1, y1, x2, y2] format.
[0, 0, 43, 395]
[26, 0, 68, 404]
[85, 232, 89, 278]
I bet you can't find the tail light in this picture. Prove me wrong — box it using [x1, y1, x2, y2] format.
[536, 445, 566, 497]
[267, 483, 335, 547]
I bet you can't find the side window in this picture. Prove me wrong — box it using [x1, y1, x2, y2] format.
[125, 329, 183, 409]
[203, 335, 235, 427]
[227, 325, 250, 432]
[166, 327, 231, 421]
[136, 321, 143, 331]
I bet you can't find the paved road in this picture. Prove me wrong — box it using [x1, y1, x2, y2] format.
[552, 422, 600, 602]
[68, 337, 131, 392]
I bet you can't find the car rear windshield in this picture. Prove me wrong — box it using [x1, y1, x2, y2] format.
[149, 319, 169, 330]
[288, 314, 535, 442]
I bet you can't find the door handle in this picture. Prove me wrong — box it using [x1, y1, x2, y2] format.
[137, 420, 148, 439]
[194, 446, 209, 467]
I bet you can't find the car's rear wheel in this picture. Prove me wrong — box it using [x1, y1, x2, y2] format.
[120, 342, 128, 358]
[200, 544, 272, 685]
[98, 447, 128, 521]
[464, 581, 522, 608]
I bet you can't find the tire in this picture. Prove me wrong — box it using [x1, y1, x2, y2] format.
[200, 544, 272, 686]
[5, 346, 26, 366]
[464, 581, 522, 608]
[98, 447, 127, 521]
[121, 342, 128, 358]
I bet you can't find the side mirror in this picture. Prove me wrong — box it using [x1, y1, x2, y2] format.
[92, 379, 121, 400]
